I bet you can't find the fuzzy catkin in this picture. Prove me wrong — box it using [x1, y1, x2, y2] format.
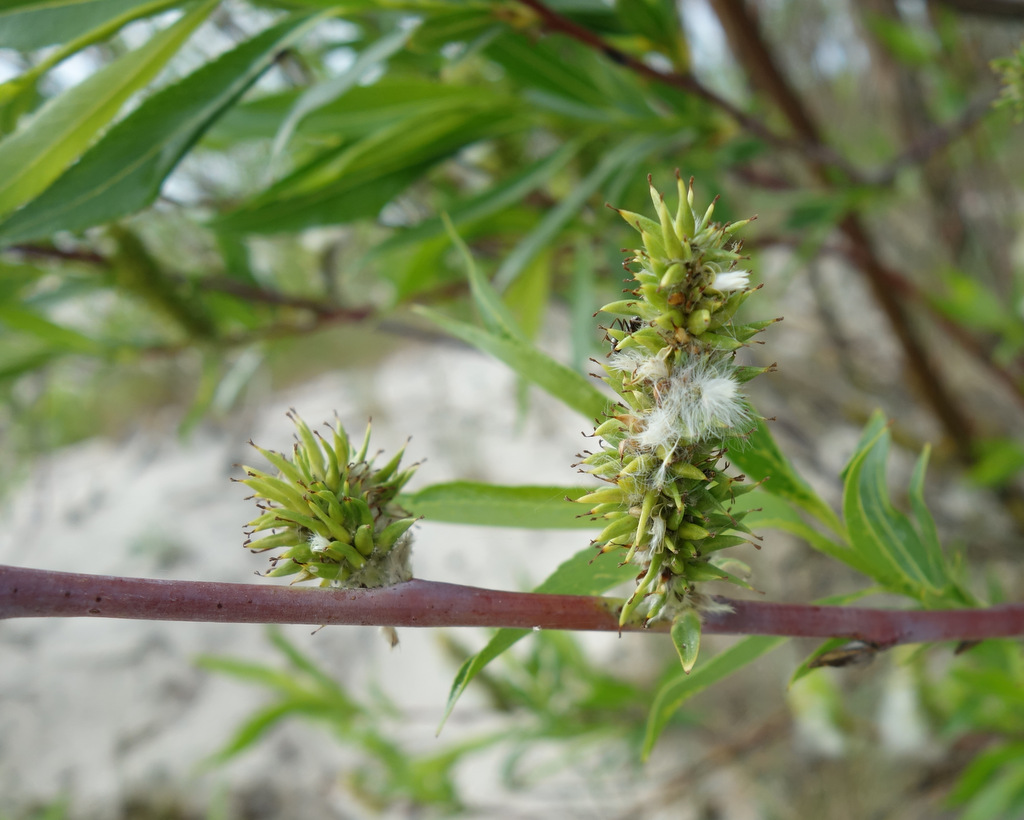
[576, 175, 775, 628]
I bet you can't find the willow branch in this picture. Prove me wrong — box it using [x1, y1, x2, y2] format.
[933, 0, 1024, 19]
[4, 565, 1024, 647]
[709, 0, 979, 461]
[512, 0, 855, 175]
[6, 243, 109, 267]
[869, 93, 999, 186]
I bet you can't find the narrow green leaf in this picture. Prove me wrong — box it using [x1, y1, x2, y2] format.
[492, 136, 654, 291]
[504, 251, 551, 345]
[441, 214, 525, 341]
[907, 444, 954, 590]
[0, 0, 172, 51]
[194, 655, 310, 694]
[399, 482, 599, 529]
[949, 741, 1024, 805]
[267, 24, 414, 175]
[841, 411, 947, 597]
[0, 346, 57, 380]
[643, 635, 786, 758]
[215, 103, 519, 233]
[483, 29, 610, 108]
[217, 162, 433, 235]
[959, 760, 1024, 820]
[0, 0, 184, 123]
[208, 78, 494, 146]
[0, 11, 326, 244]
[266, 625, 351, 699]
[368, 140, 584, 257]
[414, 305, 611, 421]
[202, 701, 303, 763]
[0, 305, 105, 355]
[439, 544, 636, 730]
[617, 0, 681, 54]
[729, 417, 843, 534]
[739, 492, 875, 576]
[0, 0, 217, 218]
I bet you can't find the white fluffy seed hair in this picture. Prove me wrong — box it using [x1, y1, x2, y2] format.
[648, 514, 667, 552]
[608, 348, 670, 383]
[713, 269, 750, 292]
[634, 357, 749, 451]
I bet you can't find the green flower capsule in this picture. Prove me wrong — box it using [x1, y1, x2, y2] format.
[577, 174, 775, 671]
[239, 412, 420, 589]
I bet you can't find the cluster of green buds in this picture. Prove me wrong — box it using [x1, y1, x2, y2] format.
[576, 174, 775, 666]
[239, 411, 420, 588]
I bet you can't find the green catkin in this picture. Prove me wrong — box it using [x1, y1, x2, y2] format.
[240, 411, 420, 589]
[577, 174, 775, 667]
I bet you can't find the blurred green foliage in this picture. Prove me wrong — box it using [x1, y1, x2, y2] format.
[2, 0, 1024, 816]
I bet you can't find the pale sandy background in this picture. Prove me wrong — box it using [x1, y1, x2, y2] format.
[2, 260, 1005, 819]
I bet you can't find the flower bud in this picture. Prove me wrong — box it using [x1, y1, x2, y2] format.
[577, 175, 773, 668]
[240, 413, 418, 589]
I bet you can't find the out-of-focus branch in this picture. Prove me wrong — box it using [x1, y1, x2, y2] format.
[709, 0, 978, 462]
[933, 0, 1024, 19]
[192, 275, 374, 320]
[867, 87, 998, 186]
[512, 0, 857, 176]
[7, 243, 108, 267]
[5, 565, 1024, 646]
[747, 233, 1024, 409]
[509, 0, 987, 462]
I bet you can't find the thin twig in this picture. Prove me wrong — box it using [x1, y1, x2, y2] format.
[709, 0, 979, 462]
[869, 93, 1000, 186]
[192, 275, 373, 320]
[747, 233, 1024, 408]
[7, 243, 109, 267]
[513, 0, 987, 462]
[512, 0, 857, 176]
[4, 565, 1024, 646]
[933, 0, 1024, 19]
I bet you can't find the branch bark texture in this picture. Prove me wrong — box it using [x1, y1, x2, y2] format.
[4, 565, 1024, 647]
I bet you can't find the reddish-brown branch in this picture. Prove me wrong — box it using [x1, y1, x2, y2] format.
[512, 0, 855, 175]
[4, 565, 1024, 646]
[192, 275, 374, 320]
[749, 233, 1024, 410]
[6, 243, 109, 267]
[707, 0, 979, 461]
[514, 0, 986, 461]
[869, 92, 999, 187]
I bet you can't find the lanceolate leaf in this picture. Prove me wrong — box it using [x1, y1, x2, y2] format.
[0, 11, 327, 244]
[0, 304, 106, 355]
[215, 104, 522, 234]
[442, 215, 525, 341]
[399, 482, 599, 529]
[643, 635, 786, 758]
[841, 411, 951, 598]
[492, 135, 661, 291]
[0, 0, 218, 220]
[414, 305, 611, 422]
[206, 78, 496, 146]
[367, 140, 584, 257]
[267, 24, 414, 176]
[0, 0, 175, 51]
[0, 0, 185, 135]
[440, 544, 636, 730]
[729, 417, 843, 534]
